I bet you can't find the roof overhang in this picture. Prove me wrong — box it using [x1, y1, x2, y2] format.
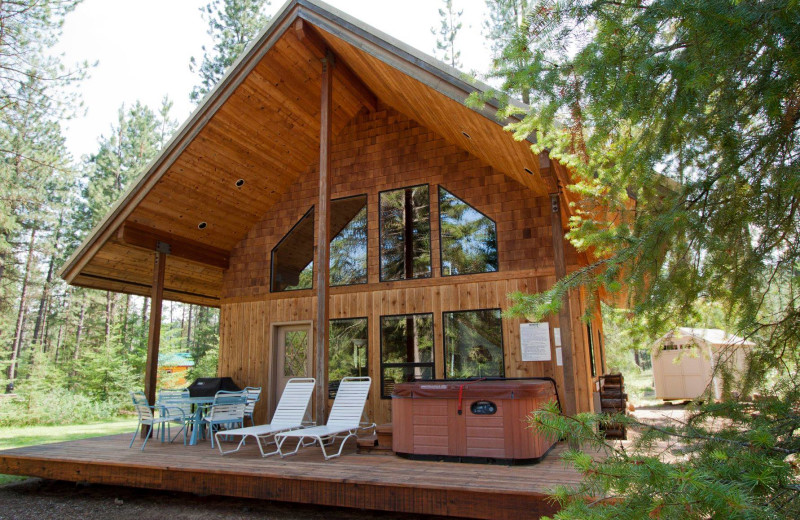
[59, 0, 558, 307]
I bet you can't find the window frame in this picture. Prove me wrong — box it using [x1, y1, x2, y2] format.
[379, 312, 436, 399]
[378, 183, 433, 283]
[587, 323, 597, 377]
[328, 316, 369, 399]
[329, 194, 369, 288]
[442, 308, 505, 380]
[437, 185, 499, 278]
[269, 206, 315, 293]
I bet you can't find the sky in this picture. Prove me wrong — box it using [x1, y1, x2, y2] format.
[53, 0, 493, 161]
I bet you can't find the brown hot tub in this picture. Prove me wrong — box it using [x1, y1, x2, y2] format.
[392, 379, 558, 464]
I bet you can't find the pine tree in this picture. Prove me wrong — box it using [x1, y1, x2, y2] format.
[431, 0, 463, 69]
[483, 0, 531, 103]
[483, 1, 800, 517]
[189, 0, 272, 103]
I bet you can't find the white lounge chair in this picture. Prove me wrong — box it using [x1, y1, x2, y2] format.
[275, 376, 375, 460]
[214, 378, 315, 456]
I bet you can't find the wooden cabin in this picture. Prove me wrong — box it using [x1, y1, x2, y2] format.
[59, 0, 607, 427]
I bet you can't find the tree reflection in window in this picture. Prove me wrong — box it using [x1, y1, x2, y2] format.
[379, 185, 431, 281]
[328, 318, 368, 398]
[271, 208, 314, 292]
[330, 195, 367, 286]
[380, 313, 434, 398]
[439, 187, 497, 276]
[443, 309, 504, 379]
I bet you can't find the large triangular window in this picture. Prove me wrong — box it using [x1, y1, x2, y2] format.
[271, 208, 314, 292]
[438, 187, 498, 276]
[330, 195, 367, 286]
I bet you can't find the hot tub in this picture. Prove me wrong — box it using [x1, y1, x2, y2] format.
[391, 379, 558, 464]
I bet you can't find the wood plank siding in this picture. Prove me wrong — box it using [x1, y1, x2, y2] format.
[218, 106, 604, 425]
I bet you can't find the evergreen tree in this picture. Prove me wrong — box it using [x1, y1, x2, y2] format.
[481, 0, 800, 517]
[431, 0, 463, 69]
[483, 0, 531, 103]
[189, 0, 272, 103]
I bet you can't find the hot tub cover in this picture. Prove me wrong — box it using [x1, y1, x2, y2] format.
[392, 379, 556, 400]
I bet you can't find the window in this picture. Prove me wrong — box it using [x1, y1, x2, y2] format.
[271, 208, 314, 292]
[439, 187, 498, 276]
[380, 313, 434, 398]
[379, 185, 431, 281]
[328, 318, 369, 398]
[330, 195, 368, 286]
[443, 309, 504, 379]
[587, 323, 597, 377]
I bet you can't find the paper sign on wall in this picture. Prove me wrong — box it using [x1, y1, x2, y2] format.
[554, 328, 562, 347]
[556, 347, 563, 366]
[520, 322, 552, 362]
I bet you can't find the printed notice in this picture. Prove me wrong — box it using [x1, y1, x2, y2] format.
[556, 347, 563, 366]
[554, 327, 562, 346]
[520, 322, 552, 362]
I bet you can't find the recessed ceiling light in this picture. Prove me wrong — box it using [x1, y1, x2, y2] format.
[235, 179, 245, 187]
[198, 222, 207, 229]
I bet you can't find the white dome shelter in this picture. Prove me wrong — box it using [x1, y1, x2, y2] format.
[650, 328, 753, 401]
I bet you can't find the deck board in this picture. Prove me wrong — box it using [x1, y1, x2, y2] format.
[0, 434, 582, 519]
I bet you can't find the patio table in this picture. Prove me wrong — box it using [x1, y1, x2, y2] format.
[157, 395, 216, 446]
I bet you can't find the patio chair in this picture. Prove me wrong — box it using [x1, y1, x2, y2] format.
[157, 389, 192, 442]
[275, 376, 375, 460]
[129, 391, 187, 451]
[243, 386, 262, 426]
[215, 378, 314, 456]
[201, 390, 247, 449]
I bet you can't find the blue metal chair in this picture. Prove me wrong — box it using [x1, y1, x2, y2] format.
[129, 392, 187, 450]
[243, 386, 262, 426]
[156, 389, 192, 443]
[201, 390, 247, 448]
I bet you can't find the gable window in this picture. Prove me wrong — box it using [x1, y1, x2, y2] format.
[380, 313, 434, 398]
[443, 309, 504, 379]
[330, 195, 368, 286]
[328, 318, 368, 398]
[379, 185, 431, 281]
[439, 187, 498, 276]
[271, 208, 314, 292]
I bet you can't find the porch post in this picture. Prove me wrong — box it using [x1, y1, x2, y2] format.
[314, 50, 334, 423]
[144, 250, 166, 421]
[550, 193, 578, 416]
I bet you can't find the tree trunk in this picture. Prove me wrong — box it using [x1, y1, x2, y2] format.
[633, 348, 641, 368]
[142, 297, 149, 327]
[32, 217, 61, 350]
[186, 304, 193, 352]
[104, 291, 113, 348]
[74, 301, 86, 360]
[54, 292, 71, 363]
[121, 293, 131, 351]
[6, 229, 37, 389]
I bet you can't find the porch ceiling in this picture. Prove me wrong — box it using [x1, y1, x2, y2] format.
[60, 0, 552, 307]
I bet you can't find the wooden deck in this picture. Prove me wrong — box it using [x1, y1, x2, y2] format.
[0, 434, 582, 519]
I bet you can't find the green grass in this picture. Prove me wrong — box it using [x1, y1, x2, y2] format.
[0, 418, 137, 485]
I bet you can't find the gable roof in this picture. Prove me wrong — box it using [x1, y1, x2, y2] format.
[58, 0, 560, 307]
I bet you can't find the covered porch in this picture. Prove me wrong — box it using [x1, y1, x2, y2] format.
[0, 433, 580, 519]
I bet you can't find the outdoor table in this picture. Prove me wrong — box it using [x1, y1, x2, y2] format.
[157, 395, 216, 446]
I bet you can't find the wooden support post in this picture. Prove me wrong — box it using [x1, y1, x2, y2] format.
[143, 250, 166, 435]
[550, 193, 577, 416]
[314, 50, 334, 424]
